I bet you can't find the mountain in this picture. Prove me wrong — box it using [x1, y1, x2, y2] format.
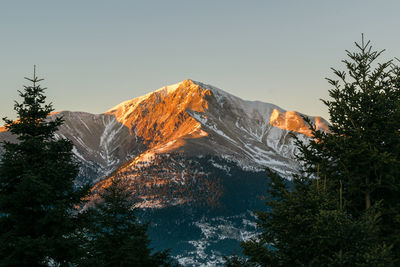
[1, 79, 327, 185]
[106, 79, 328, 170]
[0, 79, 329, 265]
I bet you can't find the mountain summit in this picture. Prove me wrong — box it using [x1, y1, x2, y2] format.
[104, 79, 328, 172]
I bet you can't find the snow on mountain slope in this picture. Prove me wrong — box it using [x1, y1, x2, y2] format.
[0, 79, 329, 184]
[105, 79, 328, 177]
[0, 112, 143, 186]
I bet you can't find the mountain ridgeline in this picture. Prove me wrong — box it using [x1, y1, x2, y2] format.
[0, 79, 328, 185]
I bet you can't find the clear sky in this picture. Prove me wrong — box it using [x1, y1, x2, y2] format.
[1, 0, 399, 121]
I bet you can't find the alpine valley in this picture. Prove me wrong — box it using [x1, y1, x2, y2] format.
[0, 79, 328, 266]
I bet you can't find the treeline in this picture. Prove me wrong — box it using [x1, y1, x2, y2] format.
[92, 153, 223, 209]
[227, 36, 400, 266]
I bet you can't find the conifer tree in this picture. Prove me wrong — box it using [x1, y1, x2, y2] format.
[229, 36, 400, 265]
[0, 67, 89, 266]
[84, 176, 178, 267]
[296, 35, 400, 257]
[237, 170, 393, 266]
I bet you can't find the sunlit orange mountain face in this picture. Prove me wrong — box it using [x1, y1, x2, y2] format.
[0, 79, 329, 265]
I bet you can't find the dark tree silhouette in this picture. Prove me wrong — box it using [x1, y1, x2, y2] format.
[84, 176, 178, 267]
[229, 36, 400, 266]
[0, 67, 89, 266]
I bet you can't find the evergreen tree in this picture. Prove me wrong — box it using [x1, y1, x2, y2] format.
[296, 36, 400, 256]
[237, 170, 393, 266]
[84, 176, 178, 267]
[230, 36, 400, 265]
[0, 67, 89, 266]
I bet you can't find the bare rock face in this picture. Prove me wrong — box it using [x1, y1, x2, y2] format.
[106, 79, 211, 150]
[270, 109, 329, 136]
[0, 79, 329, 186]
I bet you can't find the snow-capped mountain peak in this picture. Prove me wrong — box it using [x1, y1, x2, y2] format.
[98, 79, 329, 177]
[0, 79, 329, 184]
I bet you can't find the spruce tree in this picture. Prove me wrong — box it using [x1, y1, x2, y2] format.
[0, 68, 88, 266]
[230, 36, 400, 265]
[237, 170, 393, 266]
[296, 35, 400, 257]
[84, 176, 178, 267]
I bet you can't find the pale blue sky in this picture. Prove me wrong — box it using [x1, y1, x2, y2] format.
[1, 1, 399, 121]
